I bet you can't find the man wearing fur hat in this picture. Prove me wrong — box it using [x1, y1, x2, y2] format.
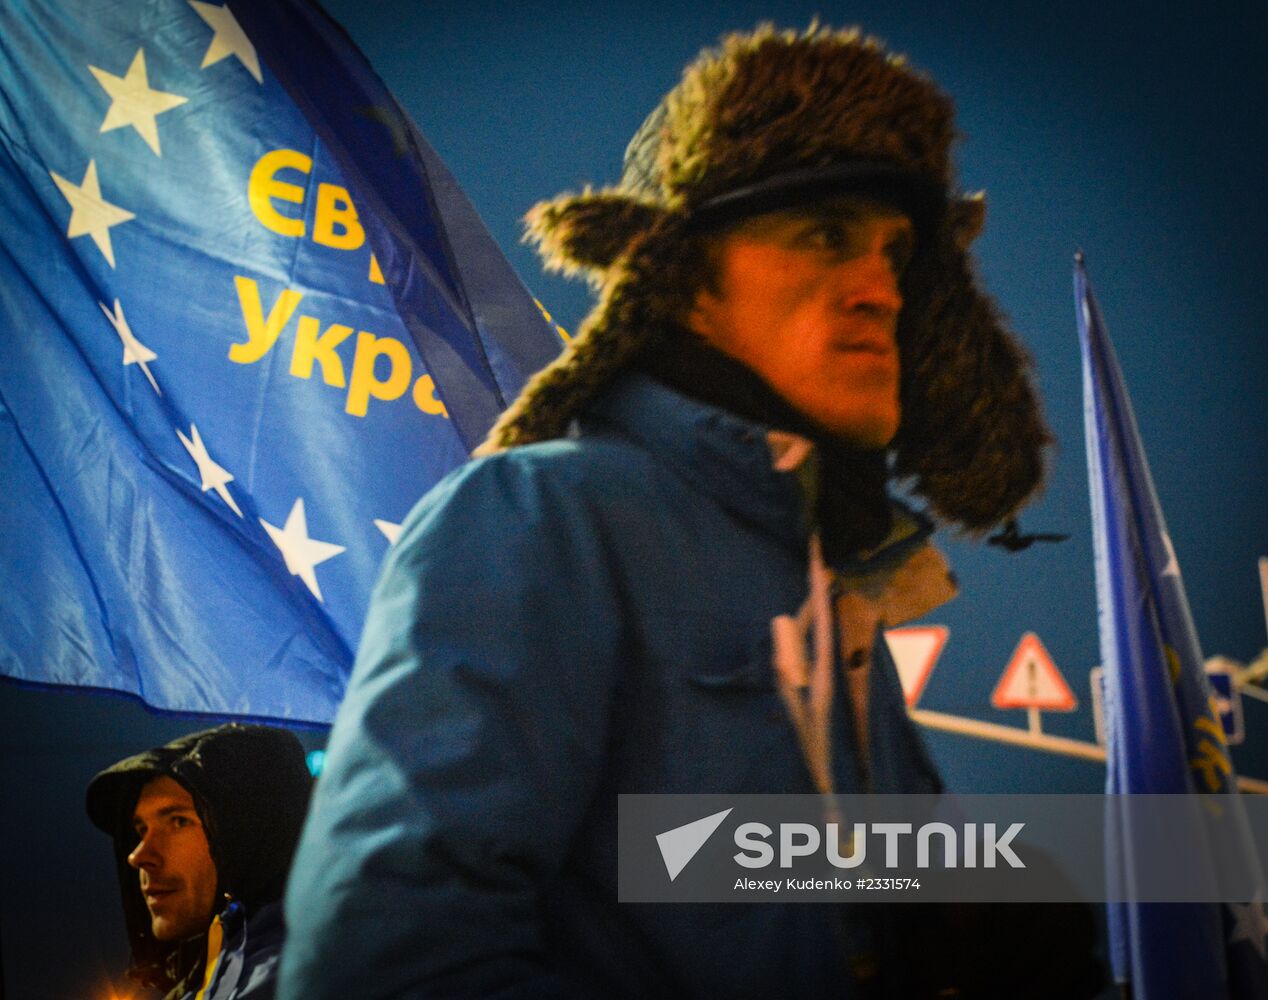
[87, 724, 313, 999]
[281, 25, 1101, 999]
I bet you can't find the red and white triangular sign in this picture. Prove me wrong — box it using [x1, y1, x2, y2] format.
[990, 632, 1077, 711]
[884, 625, 949, 708]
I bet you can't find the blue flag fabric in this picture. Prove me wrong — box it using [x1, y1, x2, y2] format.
[223, 0, 564, 450]
[1077, 256, 1268, 998]
[0, 0, 560, 721]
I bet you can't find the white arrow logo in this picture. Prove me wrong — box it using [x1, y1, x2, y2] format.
[655, 808, 733, 881]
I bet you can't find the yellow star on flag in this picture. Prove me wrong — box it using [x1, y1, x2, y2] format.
[177, 424, 242, 517]
[189, 1, 262, 84]
[260, 499, 345, 602]
[373, 519, 402, 544]
[49, 160, 135, 268]
[99, 299, 161, 395]
[1229, 890, 1268, 963]
[89, 49, 188, 155]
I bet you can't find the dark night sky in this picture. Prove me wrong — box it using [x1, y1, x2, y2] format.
[2, 2, 1265, 998]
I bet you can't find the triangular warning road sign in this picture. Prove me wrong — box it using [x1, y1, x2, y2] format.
[884, 625, 949, 708]
[991, 632, 1077, 711]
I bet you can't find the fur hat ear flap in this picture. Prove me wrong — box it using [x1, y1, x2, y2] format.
[524, 191, 666, 278]
[480, 214, 699, 456]
[895, 234, 1049, 531]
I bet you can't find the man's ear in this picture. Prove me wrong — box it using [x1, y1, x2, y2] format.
[685, 287, 719, 344]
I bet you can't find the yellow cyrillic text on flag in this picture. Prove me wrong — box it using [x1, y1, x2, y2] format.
[228, 276, 448, 420]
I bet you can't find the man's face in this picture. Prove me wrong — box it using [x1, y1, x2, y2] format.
[687, 195, 914, 448]
[127, 776, 218, 941]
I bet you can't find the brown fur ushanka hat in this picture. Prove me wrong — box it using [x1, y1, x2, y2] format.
[480, 24, 1049, 532]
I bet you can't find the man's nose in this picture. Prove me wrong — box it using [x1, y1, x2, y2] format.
[128, 833, 160, 870]
[840, 243, 904, 318]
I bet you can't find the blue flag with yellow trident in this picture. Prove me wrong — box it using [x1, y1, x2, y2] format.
[1077, 256, 1268, 998]
[0, 0, 561, 721]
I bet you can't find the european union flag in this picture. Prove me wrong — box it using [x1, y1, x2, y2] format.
[1077, 255, 1268, 997]
[0, 0, 560, 721]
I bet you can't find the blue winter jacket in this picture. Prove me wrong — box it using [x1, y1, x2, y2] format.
[179, 900, 285, 1000]
[279, 374, 954, 999]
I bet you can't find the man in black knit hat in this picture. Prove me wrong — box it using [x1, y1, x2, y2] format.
[87, 723, 312, 1000]
[282, 24, 1100, 999]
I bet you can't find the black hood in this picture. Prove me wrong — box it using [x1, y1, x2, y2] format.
[85, 724, 312, 991]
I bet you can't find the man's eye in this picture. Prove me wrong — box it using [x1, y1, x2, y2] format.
[171, 815, 193, 828]
[798, 222, 853, 255]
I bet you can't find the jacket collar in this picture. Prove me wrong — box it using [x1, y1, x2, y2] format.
[582, 372, 811, 549]
[580, 372, 942, 580]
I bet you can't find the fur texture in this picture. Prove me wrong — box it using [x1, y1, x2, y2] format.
[523, 190, 663, 277]
[480, 24, 1049, 531]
